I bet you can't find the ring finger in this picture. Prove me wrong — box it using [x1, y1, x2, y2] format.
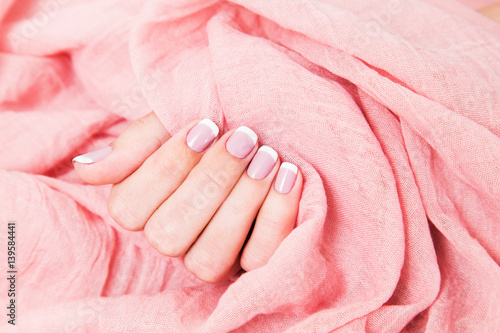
[184, 146, 280, 283]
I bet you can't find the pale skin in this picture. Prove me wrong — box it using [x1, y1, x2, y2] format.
[72, 3, 499, 284]
[479, 2, 500, 24]
[73, 112, 303, 283]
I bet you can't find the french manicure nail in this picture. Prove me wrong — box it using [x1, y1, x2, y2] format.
[226, 126, 258, 158]
[274, 162, 298, 194]
[186, 119, 219, 153]
[247, 146, 278, 179]
[72, 146, 112, 164]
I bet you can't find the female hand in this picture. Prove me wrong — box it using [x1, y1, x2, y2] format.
[73, 112, 303, 283]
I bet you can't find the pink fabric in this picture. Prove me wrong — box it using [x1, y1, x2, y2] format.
[1, 0, 500, 331]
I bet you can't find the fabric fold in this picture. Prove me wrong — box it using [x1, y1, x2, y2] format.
[0, 0, 499, 331]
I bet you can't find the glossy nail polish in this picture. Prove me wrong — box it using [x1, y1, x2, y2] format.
[247, 146, 278, 179]
[226, 126, 258, 158]
[274, 162, 297, 194]
[72, 146, 112, 164]
[186, 119, 219, 153]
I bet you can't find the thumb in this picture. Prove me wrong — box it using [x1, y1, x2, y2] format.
[72, 112, 171, 185]
[478, 3, 500, 24]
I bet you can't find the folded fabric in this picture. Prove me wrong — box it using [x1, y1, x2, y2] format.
[0, 0, 499, 331]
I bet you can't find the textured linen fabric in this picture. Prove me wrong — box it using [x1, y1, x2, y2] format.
[0, 0, 499, 332]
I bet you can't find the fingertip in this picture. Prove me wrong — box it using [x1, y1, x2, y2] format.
[240, 250, 268, 272]
[72, 112, 171, 185]
[274, 162, 302, 195]
[290, 165, 303, 194]
[184, 118, 220, 153]
[72, 146, 128, 185]
[240, 161, 302, 271]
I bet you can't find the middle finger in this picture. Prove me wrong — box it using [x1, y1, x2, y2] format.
[144, 126, 259, 257]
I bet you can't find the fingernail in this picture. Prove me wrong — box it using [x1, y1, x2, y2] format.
[72, 146, 112, 164]
[274, 162, 298, 194]
[247, 146, 278, 179]
[186, 119, 219, 153]
[226, 126, 258, 158]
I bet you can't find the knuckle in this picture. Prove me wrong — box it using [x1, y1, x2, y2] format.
[199, 167, 231, 193]
[257, 213, 283, 231]
[129, 114, 166, 149]
[159, 159, 184, 183]
[108, 188, 143, 230]
[150, 147, 187, 184]
[144, 218, 186, 257]
[224, 193, 248, 213]
[131, 115, 150, 130]
[187, 172, 226, 211]
[240, 250, 268, 272]
[184, 252, 222, 284]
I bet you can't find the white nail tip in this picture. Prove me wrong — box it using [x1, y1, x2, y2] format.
[199, 119, 219, 136]
[236, 126, 258, 144]
[72, 146, 112, 164]
[72, 155, 94, 164]
[280, 162, 298, 174]
[259, 146, 278, 162]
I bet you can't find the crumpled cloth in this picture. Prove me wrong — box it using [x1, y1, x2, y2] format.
[0, 0, 499, 332]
